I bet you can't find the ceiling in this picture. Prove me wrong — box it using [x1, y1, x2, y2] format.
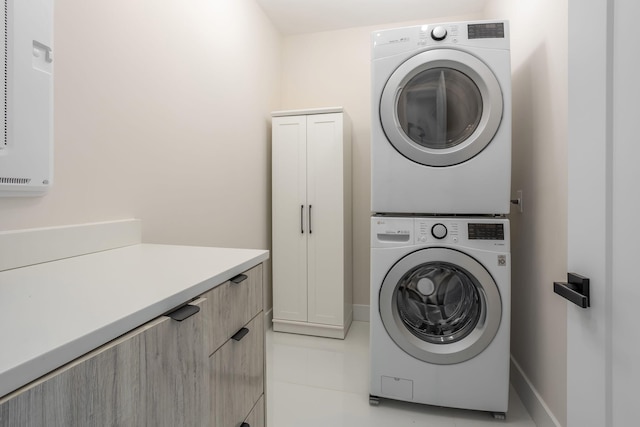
[254, 0, 490, 35]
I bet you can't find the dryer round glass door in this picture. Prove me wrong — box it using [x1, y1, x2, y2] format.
[380, 49, 503, 167]
[379, 248, 502, 364]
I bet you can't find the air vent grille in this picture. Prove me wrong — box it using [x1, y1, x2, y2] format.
[0, 177, 31, 184]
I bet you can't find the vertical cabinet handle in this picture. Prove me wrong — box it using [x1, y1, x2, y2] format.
[301, 204, 304, 234]
[309, 205, 313, 234]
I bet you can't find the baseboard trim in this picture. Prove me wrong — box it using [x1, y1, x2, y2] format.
[272, 318, 349, 339]
[353, 304, 370, 322]
[510, 356, 562, 427]
[264, 306, 364, 326]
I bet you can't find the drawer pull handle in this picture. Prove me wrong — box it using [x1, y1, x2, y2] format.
[231, 327, 249, 341]
[166, 304, 200, 322]
[230, 273, 248, 284]
[240, 423, 250, 427]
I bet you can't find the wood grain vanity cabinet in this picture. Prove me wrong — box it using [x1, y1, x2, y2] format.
[0, 264, 265, 427]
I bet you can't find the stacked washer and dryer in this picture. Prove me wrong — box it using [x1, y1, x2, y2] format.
[369, 21, 512, 418]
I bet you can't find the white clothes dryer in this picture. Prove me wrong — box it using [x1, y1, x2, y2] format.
[370, 216, 511, 415]
[371, 21, 511, 215]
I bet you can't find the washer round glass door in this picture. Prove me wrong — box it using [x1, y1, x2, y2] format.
[380, 49, 503, 166]
[379, 248, 502, 364]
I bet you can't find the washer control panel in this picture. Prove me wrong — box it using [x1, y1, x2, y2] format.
[373, 217, 509, 249]
[431, 223, 448, 239]
[415, 218, 507, 248]
[468, 223, 505, 240]
[416, 220, 460, 244]
[371, 217, 414, 247]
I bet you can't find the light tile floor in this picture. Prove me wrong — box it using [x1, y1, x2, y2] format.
[266, 321, 536, 427]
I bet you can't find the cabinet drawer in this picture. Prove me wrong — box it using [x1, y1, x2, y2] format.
[243, 396, 264, 427]
[203, 264, 263, 355]
[0, 298, 209, 427]
[210, 314, 264, 427]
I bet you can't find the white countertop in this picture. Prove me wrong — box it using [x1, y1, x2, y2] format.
[0, 243, 269, 399]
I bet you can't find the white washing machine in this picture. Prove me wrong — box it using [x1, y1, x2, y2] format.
[371, 20, 511, 215]
[369, 216, 511, 415]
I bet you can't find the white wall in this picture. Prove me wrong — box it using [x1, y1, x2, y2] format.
[280, 13, 483, 307]
[0, 0, 281, 304]
[484, 1, 568, 425]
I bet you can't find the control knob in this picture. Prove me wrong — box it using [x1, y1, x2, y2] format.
[431, 223, 448, 240]
[431, 26, 447, 41]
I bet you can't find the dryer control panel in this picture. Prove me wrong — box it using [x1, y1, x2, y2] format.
[372, 20, 510, 61]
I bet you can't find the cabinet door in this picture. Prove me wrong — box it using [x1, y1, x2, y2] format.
[0, 299, 209, 427]
[145, 298, 210, 427]
[306, 113, 345, 326]
[210, 314, 264, 427]
[272, 115, 308, 322]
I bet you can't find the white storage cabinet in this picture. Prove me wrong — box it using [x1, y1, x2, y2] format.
[271, 107, 352, 339]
